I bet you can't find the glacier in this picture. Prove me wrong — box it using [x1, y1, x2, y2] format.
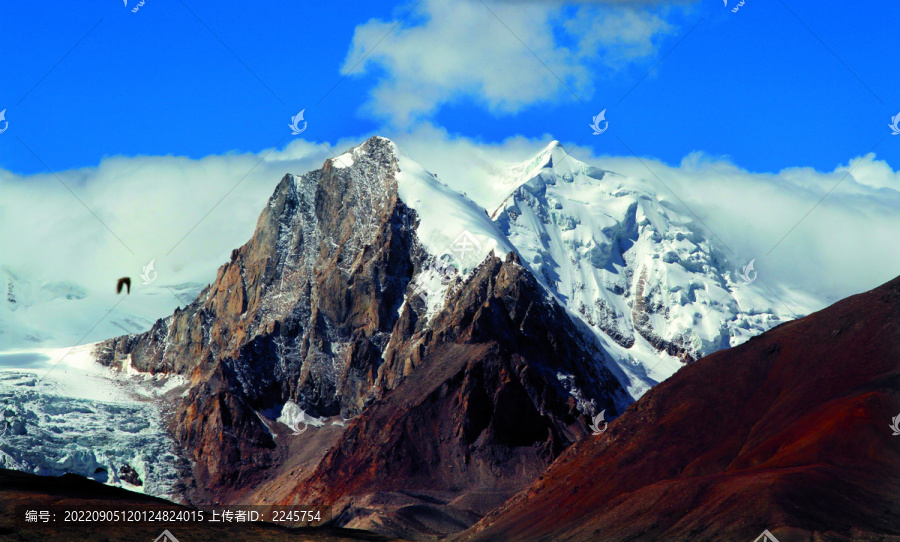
[0, 344, 188, 501]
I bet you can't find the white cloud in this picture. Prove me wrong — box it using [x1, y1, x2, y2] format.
[0, 139, 342, 349]
[2, 130, 896, 350]
[342, 0, 680, 125]
[0, 140, 323, 287]
[565, 6, 673, 67]
[834, 152, 900, 191]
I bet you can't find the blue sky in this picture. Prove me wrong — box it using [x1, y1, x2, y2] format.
[1, 0, 898, 175]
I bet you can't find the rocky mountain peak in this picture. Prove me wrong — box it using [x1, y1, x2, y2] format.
[281, 250, 626, 538]
[82, 136, 827, 538]
[93, 136, 626, 519]
[489, 141, 819, 399]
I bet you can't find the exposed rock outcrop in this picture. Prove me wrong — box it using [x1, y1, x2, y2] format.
[94, 137, 626, 535]
[458, 275, 900, 542]
[97, 137, 423, 494]
[284, 252, 626, 539]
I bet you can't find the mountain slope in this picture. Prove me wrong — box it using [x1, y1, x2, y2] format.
[282, 252, 625, 539]
[6, 136, 835, 540]
[90, 137, 627, 524]
[486, 141, 824, 398]
[457, 275, 900, 542]
[0, 344, 189, 501]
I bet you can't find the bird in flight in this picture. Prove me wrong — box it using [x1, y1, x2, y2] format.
[117, 277, 131, 295]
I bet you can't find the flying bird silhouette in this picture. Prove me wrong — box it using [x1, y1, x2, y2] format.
[117, 277, 131, 294]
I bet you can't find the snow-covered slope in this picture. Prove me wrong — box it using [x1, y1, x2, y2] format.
[487, 142, 824, 398]
[0, 344, 188, 500]
[389, 142, 520, 316]
[393, 143, 515, 266]
[354, 140, 822, 400]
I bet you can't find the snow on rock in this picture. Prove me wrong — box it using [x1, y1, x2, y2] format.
[387, 141, 524, 318]
[370, 139, 823, 401]
[392, 143, 516, 274]
[274, 400, 326, 432]
[329, 150, 355, 169]
[486, 141, 825, 399]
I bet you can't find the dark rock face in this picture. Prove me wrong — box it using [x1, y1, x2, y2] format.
[94, 136, 626, 531]
[285, 252, 626, 539]
[118, 464, 142, 486]
[97, 137, 422, 493]
[458, 276, 900, 542]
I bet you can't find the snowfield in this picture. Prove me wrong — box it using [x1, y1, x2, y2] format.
[0, 344, 188, 501]
[394, 141, 825, 399]
[366, 139, 822, 399]
[393, 141, 516, 270]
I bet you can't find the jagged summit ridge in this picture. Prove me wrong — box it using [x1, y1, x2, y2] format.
[489, 141, 821, 398]
[92, 136, 626, 512]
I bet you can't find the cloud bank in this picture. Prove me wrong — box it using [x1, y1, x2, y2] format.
[3, 128, 897, 350]
[0, 140, 334, 331]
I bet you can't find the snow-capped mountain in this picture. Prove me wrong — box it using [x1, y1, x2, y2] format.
[0, 137, 828, 539]
[487, 141, 824, 398]
[81, 138, 625, 527]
